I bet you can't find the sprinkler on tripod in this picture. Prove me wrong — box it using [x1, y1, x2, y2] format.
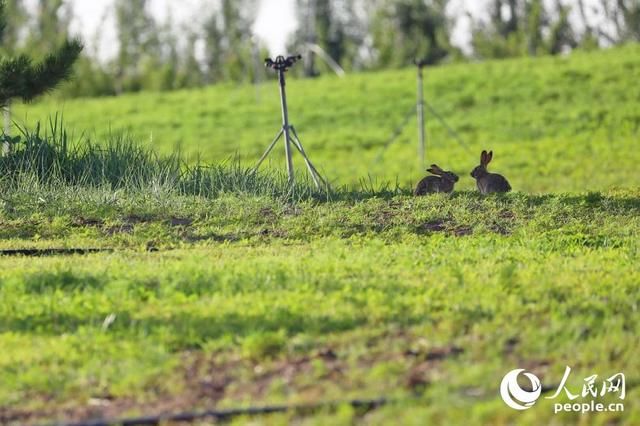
[374, 58, 472, 168]
[253, 55, 327, 189]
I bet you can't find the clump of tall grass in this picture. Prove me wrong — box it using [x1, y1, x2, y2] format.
[0, 117, 329, 201]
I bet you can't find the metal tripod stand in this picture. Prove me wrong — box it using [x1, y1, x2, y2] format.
[375, 59, 428, 169]
[253, 55, 327, 188]
[375, 59, 473, 168]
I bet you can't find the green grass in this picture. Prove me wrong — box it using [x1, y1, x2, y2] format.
[1, 45, 639, 425]
[16, 44, 640, 192]
[0, 190, 638, 424]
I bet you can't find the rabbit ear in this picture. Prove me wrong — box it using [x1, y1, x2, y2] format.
[429, 164, 443, 175]
[426, 167, 439, 175]
[487, 151, 493, 164]
[480, 150, 488, 165]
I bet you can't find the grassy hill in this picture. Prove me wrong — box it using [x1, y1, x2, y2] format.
[1, 188, 638, 425]
[1, 46, 639, 425]
[16, 44, 640, 192]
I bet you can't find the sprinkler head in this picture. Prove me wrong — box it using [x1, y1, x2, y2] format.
[265, 55, 302, 72]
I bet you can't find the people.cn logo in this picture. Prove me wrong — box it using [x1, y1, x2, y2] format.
[500, 369, 543, 410]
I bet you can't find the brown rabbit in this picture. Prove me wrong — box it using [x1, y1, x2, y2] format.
[470, 150, 511, 194]
[414, 164, 459, 195]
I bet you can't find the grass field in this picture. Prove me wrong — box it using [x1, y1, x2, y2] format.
[1, 45, 639, 425]
[16, 43, 640, 191]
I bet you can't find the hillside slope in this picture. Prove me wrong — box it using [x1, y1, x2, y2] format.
[16, 44, 640, 192]
[0, 190, 638, 425]
[1, 45, 639, 425]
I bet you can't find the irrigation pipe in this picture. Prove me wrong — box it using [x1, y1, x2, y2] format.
[50, 397, 394, 426]
[40, 374, 639, 425]
[0, 248, 113, 257]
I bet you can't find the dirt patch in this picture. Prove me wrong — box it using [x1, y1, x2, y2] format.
[0, 248, 112, 257]
[453, 225, 473, 236]
[425, 346, 464, 361]
[181, 351, 237, 402]
[104, 223, 134, 235]
[170, 217, 193, 227]
[372, 208, 397, 225]
[489, 223, 511, 235]
[503, 337, 519, 355]
[417, 220, 447, 233]
[284, 205, 303, 216]
[259, 228, 289, 238]
[403, 345, 464, 392]
[72, 217, 104, 227]
[258, 207, 278, 222]
[405, 363, 431, 391]
[498, 209, 515, 220]
[416, 219, 474, 237]
[404, 345, 464, 361]
[123, 214, 154, 224]
[0, 348, 333, 422]
[1, 358, 226, 425]
[0, 334, 464, 425]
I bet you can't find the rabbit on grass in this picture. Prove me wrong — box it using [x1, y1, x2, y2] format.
[470, 150, 511, 194]
[414, 164, 459, 195]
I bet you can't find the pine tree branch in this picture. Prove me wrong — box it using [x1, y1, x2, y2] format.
[23, 39, 83, 101]
[0, 55, 32, 105]
[0, 39, 83, 106]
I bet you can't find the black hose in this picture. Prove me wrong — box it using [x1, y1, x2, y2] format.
[50, 397, 393, 426]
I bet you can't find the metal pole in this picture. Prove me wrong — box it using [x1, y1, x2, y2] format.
[417, 65, 425, 169]
[278, 69, 295, 183]
[290, 125, 326, 188]
[253, 128, 284, 172]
